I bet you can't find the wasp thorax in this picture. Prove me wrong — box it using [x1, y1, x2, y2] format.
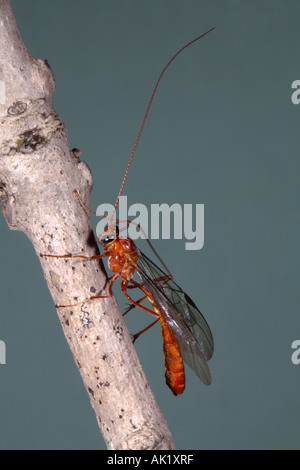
[99, 223, 120, 246]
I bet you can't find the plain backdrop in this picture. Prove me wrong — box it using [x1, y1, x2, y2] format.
[0, 0, 299, 450]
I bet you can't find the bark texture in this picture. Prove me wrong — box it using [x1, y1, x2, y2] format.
[0, 0, 175, 450]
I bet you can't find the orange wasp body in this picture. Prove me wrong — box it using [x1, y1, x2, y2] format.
[98, 231, 186, 395]
[41, 28, 215, 395]
[97, 226, 213, 395]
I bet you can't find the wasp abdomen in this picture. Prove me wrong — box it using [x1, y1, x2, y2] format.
[159, 317, 185, 395]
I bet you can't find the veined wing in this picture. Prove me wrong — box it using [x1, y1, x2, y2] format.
[135, 249, 214, 385]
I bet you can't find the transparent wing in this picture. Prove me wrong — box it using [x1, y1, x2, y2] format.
[135, 249, 214, 385]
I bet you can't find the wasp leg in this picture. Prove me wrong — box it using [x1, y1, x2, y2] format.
[55, 271, 119, 308]
[131, 318, 160, 343]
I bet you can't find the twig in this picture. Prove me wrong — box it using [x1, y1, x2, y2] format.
[0, 0, 175, 450]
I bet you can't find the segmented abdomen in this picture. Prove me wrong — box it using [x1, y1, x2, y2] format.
[159, 317, 185, 395]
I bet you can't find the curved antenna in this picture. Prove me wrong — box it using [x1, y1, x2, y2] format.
[110, 26, 216, 222]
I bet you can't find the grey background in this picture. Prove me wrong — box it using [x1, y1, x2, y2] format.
[0, 0, 299, 450]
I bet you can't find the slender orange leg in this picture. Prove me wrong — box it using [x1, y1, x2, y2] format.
[40, 252, 110, 261]
[121, 279, 162, 342]
[132, 318, 160, 343]
[126, 283, 144, 289]
[121, 280, 159, 317]
[122, 276, 172, 316]
[40, 251, 115, 307]
[55, 273, 119, 308]
[122, 294, 148, 316]
[90, 273, 119, 299]
[122, 274, 171, 316]
[129, 275, 170, 287]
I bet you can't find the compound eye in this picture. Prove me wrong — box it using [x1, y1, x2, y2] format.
[101, 234, 115, 245]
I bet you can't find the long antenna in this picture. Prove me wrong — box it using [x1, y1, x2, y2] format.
[111, 26, 215, 221]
